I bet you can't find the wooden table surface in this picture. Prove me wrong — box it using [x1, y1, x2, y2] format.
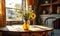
[0, 25, 53, 36]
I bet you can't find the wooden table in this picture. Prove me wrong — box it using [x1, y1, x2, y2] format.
[0, 25, 53, 36]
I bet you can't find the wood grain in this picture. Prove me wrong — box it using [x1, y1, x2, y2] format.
[0, 0, 6, 27]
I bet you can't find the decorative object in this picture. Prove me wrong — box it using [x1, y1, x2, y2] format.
[23, 20, 30, 30]
[15, 10, 36, 30]
[45, 1, 48, 4]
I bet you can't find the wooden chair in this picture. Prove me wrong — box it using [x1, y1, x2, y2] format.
[44, 17, 56, 36]
[44, 17, 56, 27]
[53, 18, 60, 36]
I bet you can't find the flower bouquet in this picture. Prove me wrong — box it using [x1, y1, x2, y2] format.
[16, 10, 36, 30]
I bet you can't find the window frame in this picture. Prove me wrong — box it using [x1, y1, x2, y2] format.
[6, 0, 26, 20]
[5, 0, 26, 25]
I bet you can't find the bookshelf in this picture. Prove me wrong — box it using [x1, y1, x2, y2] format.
[39, 0, 60, 14]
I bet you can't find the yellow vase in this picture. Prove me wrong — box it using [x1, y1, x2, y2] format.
[23, 20, 30, 30]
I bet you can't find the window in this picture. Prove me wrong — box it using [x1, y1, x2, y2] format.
[6, 0, 24, 21]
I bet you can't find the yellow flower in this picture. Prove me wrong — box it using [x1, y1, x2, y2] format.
[30, 13, 36, 20]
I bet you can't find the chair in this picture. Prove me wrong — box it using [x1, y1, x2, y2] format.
[44, 17, 56, 27]
[53, 18, 60, 29]
[53, 18, 60, 36]
[44, 17, 56, 36]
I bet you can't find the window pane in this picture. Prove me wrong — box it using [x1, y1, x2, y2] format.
[6, 0, 23, 21]
[6, 8, 23, 21]
[6, 0, 22, 8]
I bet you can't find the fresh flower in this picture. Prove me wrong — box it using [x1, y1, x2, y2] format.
[15, 10, 36, 21]
[30, 13, 36, 20]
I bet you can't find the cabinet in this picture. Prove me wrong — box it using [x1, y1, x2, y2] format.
[39, 0, 60, 14]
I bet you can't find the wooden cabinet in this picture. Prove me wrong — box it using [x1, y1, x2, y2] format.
[39, 0, 60, 14]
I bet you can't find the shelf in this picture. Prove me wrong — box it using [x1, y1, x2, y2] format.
[52, 1, 60, 5]
[39, 0, 60, 14]
[40, 3, 51, 6]
[41, 14, 60, 16]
